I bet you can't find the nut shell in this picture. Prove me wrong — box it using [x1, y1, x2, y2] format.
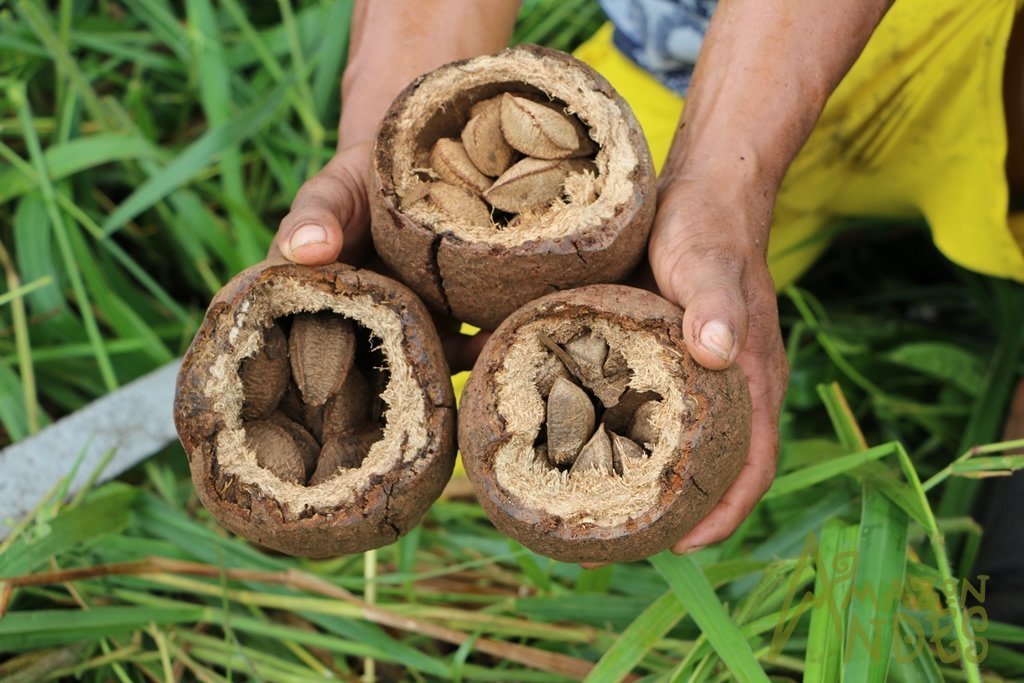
[289, 312, 355, 407]
[238, 325, 289, 419]
[174, 261, 456, 558]
[458, 285, 751, 563]
[245, 420, 307, 485]
[499, 94, 585, 159]
[370, 45, 655, 330]
[461, 100, 517, 176]
[430, 138, 492, 194]
[484, 157, 569, 213]
[266, 411, 321, 477]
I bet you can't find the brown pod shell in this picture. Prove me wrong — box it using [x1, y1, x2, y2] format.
[289, 313, 356, 407]
[458, 285, 751, 564]
[370, 45, 656, 330]
[174, 261, 457, 558]
[239, 325, 290, 419]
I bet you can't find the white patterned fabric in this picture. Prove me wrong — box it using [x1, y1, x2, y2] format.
[597, 0, 716, 94]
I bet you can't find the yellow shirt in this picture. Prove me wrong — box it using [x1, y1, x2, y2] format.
[573, 0, 1024, 288]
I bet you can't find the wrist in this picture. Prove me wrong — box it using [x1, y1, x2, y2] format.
[656, 170, 775, 250]
[338, 0, 518, 148]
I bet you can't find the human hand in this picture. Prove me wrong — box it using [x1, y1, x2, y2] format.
[270, 141, 373, 266]
[618, 0, 890, 555]
[270, 142, 488, 372]
[649, 178, 788, 554]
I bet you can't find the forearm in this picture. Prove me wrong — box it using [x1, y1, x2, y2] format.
[339, 0, 521, 146]
[662, 0, 892, 240]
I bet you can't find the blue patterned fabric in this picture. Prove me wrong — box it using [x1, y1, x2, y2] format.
[597, 0, 716, 95]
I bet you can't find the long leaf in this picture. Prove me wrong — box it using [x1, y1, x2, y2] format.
[100, 81, 289, 236]
[586, 591, 686, 681]
[842, 486, 908, 682]
[651, 553, 770, 683]
[804, 520, 858, 682]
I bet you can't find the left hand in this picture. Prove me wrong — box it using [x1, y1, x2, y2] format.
[581, 176, 788, 569]
[650, 177, 788, 554]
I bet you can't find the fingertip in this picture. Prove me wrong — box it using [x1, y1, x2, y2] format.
[670, 541, 705, 555]
[280, 223, 342, 265]
[684, 316, 736, 370]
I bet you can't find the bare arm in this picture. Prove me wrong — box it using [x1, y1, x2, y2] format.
[339, 1, 522, 146]
[661, 0, 892, 232]
[273, 0, 520, 264]
[651, 0, 892, 552]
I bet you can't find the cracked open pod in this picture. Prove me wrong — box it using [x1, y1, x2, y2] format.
[458, 285, 751, 563]
[370, 44, 656, 330]
[174, 262, 456, 558]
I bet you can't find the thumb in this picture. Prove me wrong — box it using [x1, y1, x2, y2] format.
[653, 241, 750, 370]
[273, 144, 371, 265]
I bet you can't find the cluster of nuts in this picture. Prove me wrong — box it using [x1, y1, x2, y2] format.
[176, 47, 744, 563]
[410, 93, 598, 225]
[238, 312, 386, 487]
[535, 330, 662, 478]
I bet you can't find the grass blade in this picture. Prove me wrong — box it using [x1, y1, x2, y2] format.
[801, 520, 858, 681]
[842, 486, 908, 682]
[0, 244, 39, 434]
[763, 443, 894, 500]
[9, 83, 118, 391]
[650, 553, 770, 683]
[0, 134, 160, 205]
[100, 81, 289, 236]
[0, 485, 137, 577]
[586, 590, 686, 681]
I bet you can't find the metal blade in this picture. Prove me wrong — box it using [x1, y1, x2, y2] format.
[0, 359, 182, 539]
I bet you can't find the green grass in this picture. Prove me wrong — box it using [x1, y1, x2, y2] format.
[2, 1, 1024, 680]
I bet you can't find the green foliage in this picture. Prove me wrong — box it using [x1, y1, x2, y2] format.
[1, 1, 1023, 680]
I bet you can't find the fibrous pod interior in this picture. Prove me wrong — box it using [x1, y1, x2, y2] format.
[458, 286, 751, 564]
[175, 264, 456, 558]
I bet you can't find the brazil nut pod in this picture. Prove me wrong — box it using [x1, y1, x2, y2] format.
[458, 285, 751, 563]
[370, 45, 656, 330]
[175, 262, 456, 557]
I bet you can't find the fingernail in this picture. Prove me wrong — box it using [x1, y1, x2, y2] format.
[289, 224, 327, 253]
[672, 543, 705, 555]
[699, 320, 734, 362]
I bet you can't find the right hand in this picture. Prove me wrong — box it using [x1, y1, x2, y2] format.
[270, 141, 374, 266]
